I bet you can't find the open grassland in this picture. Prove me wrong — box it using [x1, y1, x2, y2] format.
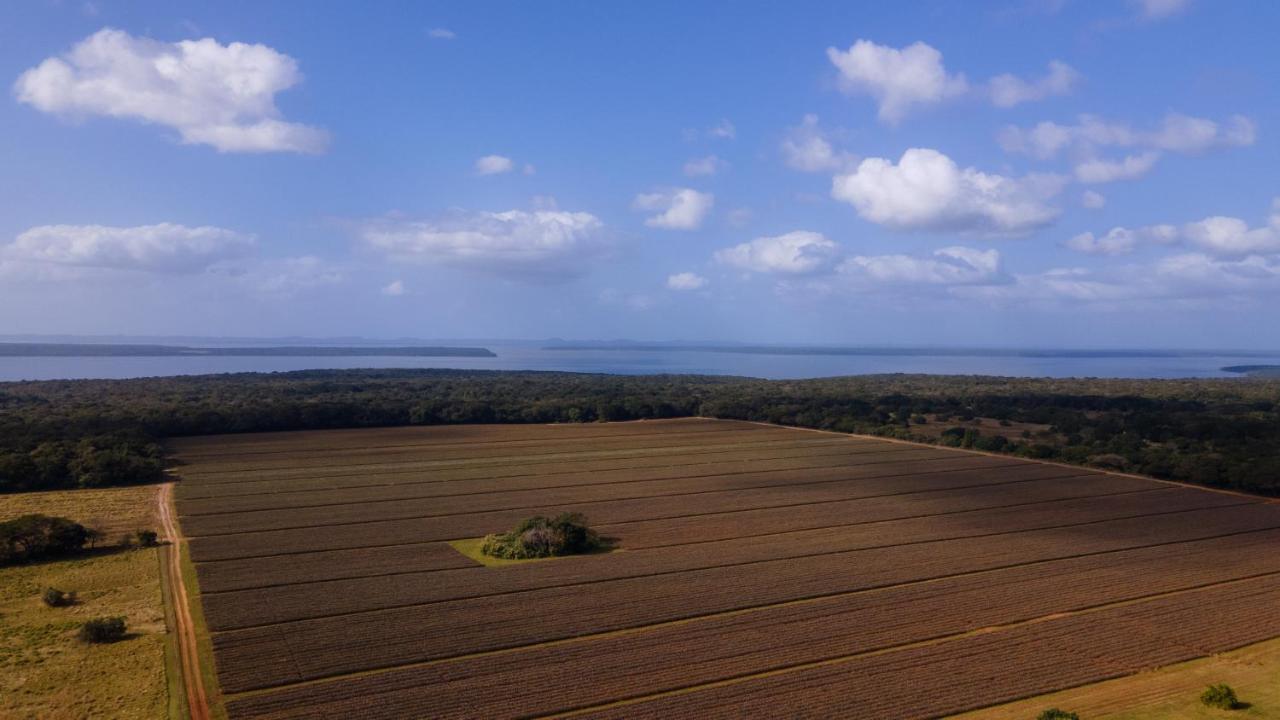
[0, 485, 168, 719]
[167, 418, 1280, 719]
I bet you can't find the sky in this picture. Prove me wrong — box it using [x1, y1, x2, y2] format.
[1, 0, 1278, 348]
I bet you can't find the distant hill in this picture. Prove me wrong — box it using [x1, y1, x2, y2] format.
[0, 343, 496, 358]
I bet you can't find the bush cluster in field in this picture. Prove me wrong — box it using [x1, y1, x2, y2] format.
[78, 616, 127, 644]
[4, 369, 1280, 496]
[1201, 683, 1241, 710]
[481, 513, 601, 560]
[1037, 710, 1078, 720]
[2, 513, 160, 566]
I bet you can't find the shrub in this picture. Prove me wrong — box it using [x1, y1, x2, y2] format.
[0, 515, 90, 565]
[1201, 683, 1241, 710]
[1037, 710, 1079, 720]
[135, 529, 159, 547]
[78, 616, 127, 643]
[42, 587, 76, 607]
[481, 513, 602, 559]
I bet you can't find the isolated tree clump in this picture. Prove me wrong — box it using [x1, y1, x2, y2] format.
[1036, 710, 1079, 720]
[0, 514, 90, 565]
[1201, 683, 1241, 710]
[42, 587, 76, 607]
[481, 513, 601, 559]
[78, 616, 127, 644]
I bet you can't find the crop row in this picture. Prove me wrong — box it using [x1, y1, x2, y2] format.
[573, 573, 1280, 720]
[179, 448, 963, 536]
[208, 503, 1280, 691]
[220, 532, 1280, 706]
[176, 426, 797, 477]
[194, 472, 1169, 594]
[173, 436, 860, 500]
[169, 417, 744, 460]
[185, 456, 1036, 561]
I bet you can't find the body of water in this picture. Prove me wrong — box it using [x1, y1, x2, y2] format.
[0, 344, 1275, 381]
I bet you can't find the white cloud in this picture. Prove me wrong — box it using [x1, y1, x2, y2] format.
[474, 154, 514, 175]
[360, 209, 608, 281]
[6, 223, 254, 273]
[252, 256, 344, 295]
[427, 28, 456, 40]
[714, 231, 840, 275]
[708, 120, 736, 140]
[632, 188, 714, 230]
[666, 272, 708, 290]
[381, 279, 406, 296]
[1134, 0, 1192, 20]
[1183, 214, 1280, 256]
[1081, 190, 1107, 209]
[1073, 151, 1160, 183]
[988, 61, 1079, 108]
[1064, 227, 1142, 255]
[683, 155, 725, 177]
[780, 115, 855, 172]
[1000, 113, 1254, 160]
[831, 148, 1064, 235]
[827, 39, 968, 124]
[838, 246, 1002, 286]
[14, 28, 328, 153]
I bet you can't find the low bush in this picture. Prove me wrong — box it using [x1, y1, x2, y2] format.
[481, 513, 601, 559]
[135, 529, 158, 547]
[1037, 710, 1079, 720]
[78, 616, 127, 644]
[1201, 683, 1241, 710]
[0, 514, 90, 565]
[42, 587, 76, 607]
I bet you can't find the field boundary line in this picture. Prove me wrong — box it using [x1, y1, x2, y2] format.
[222, 539, 1280, 703]
[208, 506, 1273, 635]
[158, 483, 213, 720]
[181, 457, 1030, 539]
[176, 445, 923, 516]
[196, 481, 1166, 595]
[532, 571, 1280, 720]
[726, 417, 1280, 504]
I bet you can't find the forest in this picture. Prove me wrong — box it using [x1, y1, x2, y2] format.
[1, 369, 1277, 495]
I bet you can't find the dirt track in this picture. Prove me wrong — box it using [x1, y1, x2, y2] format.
[158, 483, 211, 720]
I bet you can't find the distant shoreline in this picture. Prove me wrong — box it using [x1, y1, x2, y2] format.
[1222, 364, 1280, 376]
[0, 343, 496, 358]
[545, 344, 1277, 359]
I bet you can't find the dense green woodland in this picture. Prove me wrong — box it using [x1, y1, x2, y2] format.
[1, 369, 1278, 495]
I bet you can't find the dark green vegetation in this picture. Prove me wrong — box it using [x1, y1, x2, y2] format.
[1223, 365, 1280, 377]
[78, 616, 127, 644]
[2, 369, 1279, 495]
[42, 587, 75, 607]
[0, 514, 89, 565]
[480, 513, 602, 560]
[0, 342, 495, 357]
[1036, 710, 1079, 720]
[1200, 683, 1242, 710]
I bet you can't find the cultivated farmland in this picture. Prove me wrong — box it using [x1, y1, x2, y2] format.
[167, 418, 1280, 719]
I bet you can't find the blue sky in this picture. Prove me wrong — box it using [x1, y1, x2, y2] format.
[1, 0, 1277, 348]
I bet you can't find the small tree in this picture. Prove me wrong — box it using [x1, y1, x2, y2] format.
[78, 616, 126, 643]
[1037, 710, 1079, 720]
[135, 529, 159, 547]
[42, 587, 76, 607]
[1201, 683, 1241, 710]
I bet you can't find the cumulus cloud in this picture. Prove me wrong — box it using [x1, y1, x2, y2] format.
[999, 113, 1255, 160]
[427, 28, 456, 40]
[826, 40, 968, 124]
[6, 223, 254, 273]
[474, 154, 515, 175]
[780, 115, 855, 172]
[838, 246, 1002, 286]
[683, 155, 725, 177]
[360, 209, 608, 281]
[632, 188, 714, 230]
[1183, 213, 1280, 256]
[1073, 152, 1160, 183]
[666, 272, 708, 290]
[831, 148, 1064, 235]
[1064, 227, 1143, 255]
[988, 61, 1079, 108]
[1081, 190, 1107, 209]
[714, 231, 840, 274]
[381, 279, 406, 296]
[14, 28, 328, 153]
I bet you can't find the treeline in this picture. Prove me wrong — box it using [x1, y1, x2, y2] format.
[1, 369, 1278, 495]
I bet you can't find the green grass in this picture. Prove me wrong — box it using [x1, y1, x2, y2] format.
[178, 535, 228, 720]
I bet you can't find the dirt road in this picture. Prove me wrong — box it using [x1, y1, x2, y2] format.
[159, 482, 212, 720]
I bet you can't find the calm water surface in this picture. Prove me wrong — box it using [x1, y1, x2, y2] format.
[0, 345, 1273, 381]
